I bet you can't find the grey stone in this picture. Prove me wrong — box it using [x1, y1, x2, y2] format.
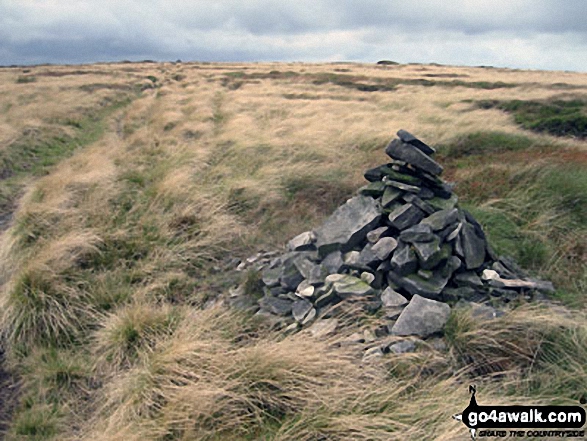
[322, 251, 344, 274]
[301, 307, 317, 325]
[280, 261, 304, 291]
[399, 223, 435, 243]
[417, 269, 433, 280]
[388, 340, 417, 354]
[367, 226, 390, 243]
[402, 194, 435, 215]
[421, 208, 459, 231]
[314, 195, 382, 257]
[390, 242, 418, 276]
[381, 186, 403, 207]
[372, 237, 398, 260]
[332, 275, 375, 298]
[453, 271, 484, 289]
[412, 236, 442, 269]
[387, 203, 425, 230]
[418, 187, 435, 200]
[443, 222, 462, 242]
[456, 222, 486, 270]
[314, 288, 338, 308]
[356, 244, 380, 268]
[385, 139, 443, 176]
[343, 250, 364, 268]
[391, 295, 451, 337]
[364, 164, 394, 182]
[258, 296, 293, 316]
[380, 287, 408, 307]
[229, 296, 259, 313]
[294, 258, 324, 285]
[359, 181, 386, 197]
[296, 280, 315, 298]
[384, 179, 420, 193]
[292, 299, 314, 322]
[389, 254, 459, 299]
[362, 346, 384, 362]
[428, 194, 458, 211]
[397, 129, 436, 155]
[261, 264, 282, 288]
[309, 318, 338, 338]
[361, 271, 376, 285]
[287, 231, 316, 251]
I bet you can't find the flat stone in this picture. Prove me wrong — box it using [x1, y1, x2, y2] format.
[292, 299, 314, 322]
[456, 222, 486, 270]
[421, 208, 459, 231]
[453, 271, 484, 289]
[359, 181, 386, 197]
[332, 275, 375, 298]
[364, 164, 394, 182]
[294, 258, 324, 285]
[390, 241, 418, 276]
[399, 223, 435, 243]
[381, 186, 403, 207]
[322, 251, 344, 274]
[258, 296, 293, 316]
[402, 194, 435, 215]
[391, 295, 451, 337]
[343, 250, 364, 268]
[314, 288, 337, 308]
[412, 236, 442, 269]
[388, 340, 417, 354]
[314, 195, 382, 257]
[367, 226, 390, 243]
[443, 222, 462, 242]
[287, 231, 317, 251]
[418, 187, 435, 200]
[388, 203, 425, 230]
[296, 280, 315, 298]
[309, 318, 338, 338]
[362, 346, 384, 362]
[389, 255, 460, 299]
[384, 179, 420, 193]
[380, 286, 408, 307]
[385, 139, 443, 176]
[280, 261, 304, 291]
[397, 129, 436, 155]
[261, 265, 282, 288]
[361, 271, 376, 285]
[428, 194, 458, 211]
[356, 244, 381, 268]
[372, 237, 398, 260]
[301, 307, 317, 325]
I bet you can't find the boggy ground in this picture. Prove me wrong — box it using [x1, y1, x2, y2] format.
[0, 60, 585, 440]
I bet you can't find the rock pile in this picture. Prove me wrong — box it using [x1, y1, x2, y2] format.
[233, 130, 554, 345]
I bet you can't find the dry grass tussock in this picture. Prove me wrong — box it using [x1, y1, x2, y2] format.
[0, 60, 586, 439]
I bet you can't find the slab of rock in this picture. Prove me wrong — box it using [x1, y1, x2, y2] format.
[481, 269, 555, 292]
[385, 179, 421, 193]
[372, 237, 398, 260]
[390, 241, 418, 276]
[397, 129, 436, 155]
[428, 194, 458, 211]
[399, 223, 434, 243]
[261, 265, 282, 288]
[456, 222, 486, 270]
[385, 139, 443, 176]
[292, 298, 314, 322]
[412, 236, 442, 269]
[322, 251, 344, 274]
[332, 275, 375, 298]
[381, 287, 408, 307]
[388, 203, 425, 230]
[367, 226, 390, 243]
[259, 296, 293, 316]
[381, 186, 403, 208]
[421, 208, 459, 231]
[314, 195, 382, 257]
[287, 231, 316, 251]
[387, 340, 417, 354]
[391, 295, 451, 337]
[364, 164, 394, 182]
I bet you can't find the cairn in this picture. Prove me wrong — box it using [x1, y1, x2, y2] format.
[233, 130, 554, 346]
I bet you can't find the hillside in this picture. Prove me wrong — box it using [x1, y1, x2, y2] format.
[0, 60, 586, 440]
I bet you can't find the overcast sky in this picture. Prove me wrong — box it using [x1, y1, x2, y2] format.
[1, 0, 587, 71]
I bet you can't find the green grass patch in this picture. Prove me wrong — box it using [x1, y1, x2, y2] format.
[438, 131, 538, 158]
[477, 98, 587, 138]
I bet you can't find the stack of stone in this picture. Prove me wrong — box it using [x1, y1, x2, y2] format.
[235, 130, 554, 340]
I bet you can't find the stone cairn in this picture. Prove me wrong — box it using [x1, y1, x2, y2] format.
[232, 130, 554, 356]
